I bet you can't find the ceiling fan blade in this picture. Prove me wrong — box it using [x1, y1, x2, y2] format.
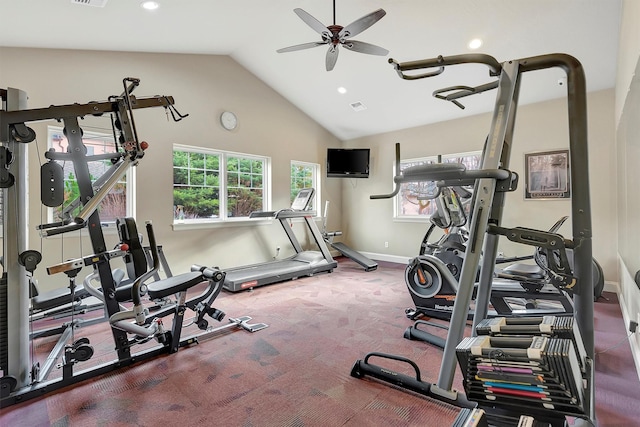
[277, 41, 327, 53]
[293, 8, 330, 36]
[326, 45, 339, 71]
[342, 40, 389, 56]
[339, 8, 386, 40]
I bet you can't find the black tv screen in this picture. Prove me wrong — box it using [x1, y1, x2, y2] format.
[327, 148, 370, 178]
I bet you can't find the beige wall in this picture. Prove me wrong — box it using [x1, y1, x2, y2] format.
[0, 47, 343, 290]
[615, 0, 640, 367]
[342, 89, 617, 283]
[616, 0, 640, 123]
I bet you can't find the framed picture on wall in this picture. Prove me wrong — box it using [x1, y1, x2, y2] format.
[524, 149, 571, 200]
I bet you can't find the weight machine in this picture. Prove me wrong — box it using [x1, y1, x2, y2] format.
[351, 53, 595, 426]
[0, 79, 265, 407]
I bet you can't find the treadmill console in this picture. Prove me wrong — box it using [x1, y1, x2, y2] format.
[291, 188, 315, 211]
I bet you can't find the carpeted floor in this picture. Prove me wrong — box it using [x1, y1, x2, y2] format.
[1, 258, 639, 426]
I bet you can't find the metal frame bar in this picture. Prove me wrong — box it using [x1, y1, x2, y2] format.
[2, 88, 30, 389]
[353, 52, 594, 424]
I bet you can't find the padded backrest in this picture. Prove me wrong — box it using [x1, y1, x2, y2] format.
[117, 217, 148, 280]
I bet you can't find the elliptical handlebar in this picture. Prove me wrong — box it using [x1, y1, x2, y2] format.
[370, 187, 400, 200]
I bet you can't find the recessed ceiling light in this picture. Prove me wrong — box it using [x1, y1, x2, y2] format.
[337, 87, 347, 94]
[468, 38, 483, 50]
[141, 1, 159, 10]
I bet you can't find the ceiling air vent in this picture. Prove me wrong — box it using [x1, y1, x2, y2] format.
[350, 101, 367, 112]
[71, 0, 109, 7]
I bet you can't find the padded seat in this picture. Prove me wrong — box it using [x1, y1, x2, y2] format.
[501, 263, 545, 280]
[146, 271, 204, 299]
[32, 269, 128, 311]
[31, 286, 86, 312]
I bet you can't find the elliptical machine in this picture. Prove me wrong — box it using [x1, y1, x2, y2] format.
[403, 185, 604, 348]
[404, 185, 584, 320]
[404, 186, 475, 321]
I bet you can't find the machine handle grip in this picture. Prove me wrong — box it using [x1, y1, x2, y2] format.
[389, 53, 502, 80]
[370, 143, 401, 200]
[432, 81, 499, 109]
[41, 221, 86, 237]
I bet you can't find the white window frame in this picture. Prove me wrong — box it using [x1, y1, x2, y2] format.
[290, 160, 320, 212]
[173, 144, 271, 226]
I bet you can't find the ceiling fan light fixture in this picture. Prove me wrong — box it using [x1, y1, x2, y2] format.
[468, 38, 483, 50]
[277, 5, 387, 71]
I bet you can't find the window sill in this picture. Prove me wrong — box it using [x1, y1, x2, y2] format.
[171, 215, 322, 231]
[393, 216, 432, 224]
[172, 217, 270, 231]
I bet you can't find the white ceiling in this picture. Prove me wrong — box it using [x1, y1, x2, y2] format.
[0, 0, 622, 140]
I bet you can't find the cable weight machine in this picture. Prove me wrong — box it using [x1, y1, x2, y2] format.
[351, 53, 595, 426]
[0, 79, 209, 406]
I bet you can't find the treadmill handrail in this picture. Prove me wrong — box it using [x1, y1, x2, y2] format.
[249, 209, 317, 219]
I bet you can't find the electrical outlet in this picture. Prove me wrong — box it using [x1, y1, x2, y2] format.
[630, 320, 639, 334]
[384, 241, 389, 248]
[497, 252, 505, 259]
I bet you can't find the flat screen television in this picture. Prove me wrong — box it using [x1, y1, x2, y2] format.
[326, 148, 370, 178]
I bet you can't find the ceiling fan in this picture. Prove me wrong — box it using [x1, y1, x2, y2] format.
[276, 1, 388, 71]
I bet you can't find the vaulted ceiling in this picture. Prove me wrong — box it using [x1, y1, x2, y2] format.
[0, 0, 622, 140]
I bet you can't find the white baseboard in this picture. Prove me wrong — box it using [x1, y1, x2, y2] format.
[359, 251, 411, 265]
[615, 290, 640, 382]
[604, 280, 618, 293]
[615, 257, 640, 382]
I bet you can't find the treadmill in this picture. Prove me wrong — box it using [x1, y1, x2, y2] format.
[223, 189, 338, 292]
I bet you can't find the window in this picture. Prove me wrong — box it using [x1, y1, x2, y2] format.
[173, 145, 270, 222]
[395, 151, 481, 220]
[47, 126, 134, 225]
[396, 156, 438, 218]
[290, 161, 320, 210]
